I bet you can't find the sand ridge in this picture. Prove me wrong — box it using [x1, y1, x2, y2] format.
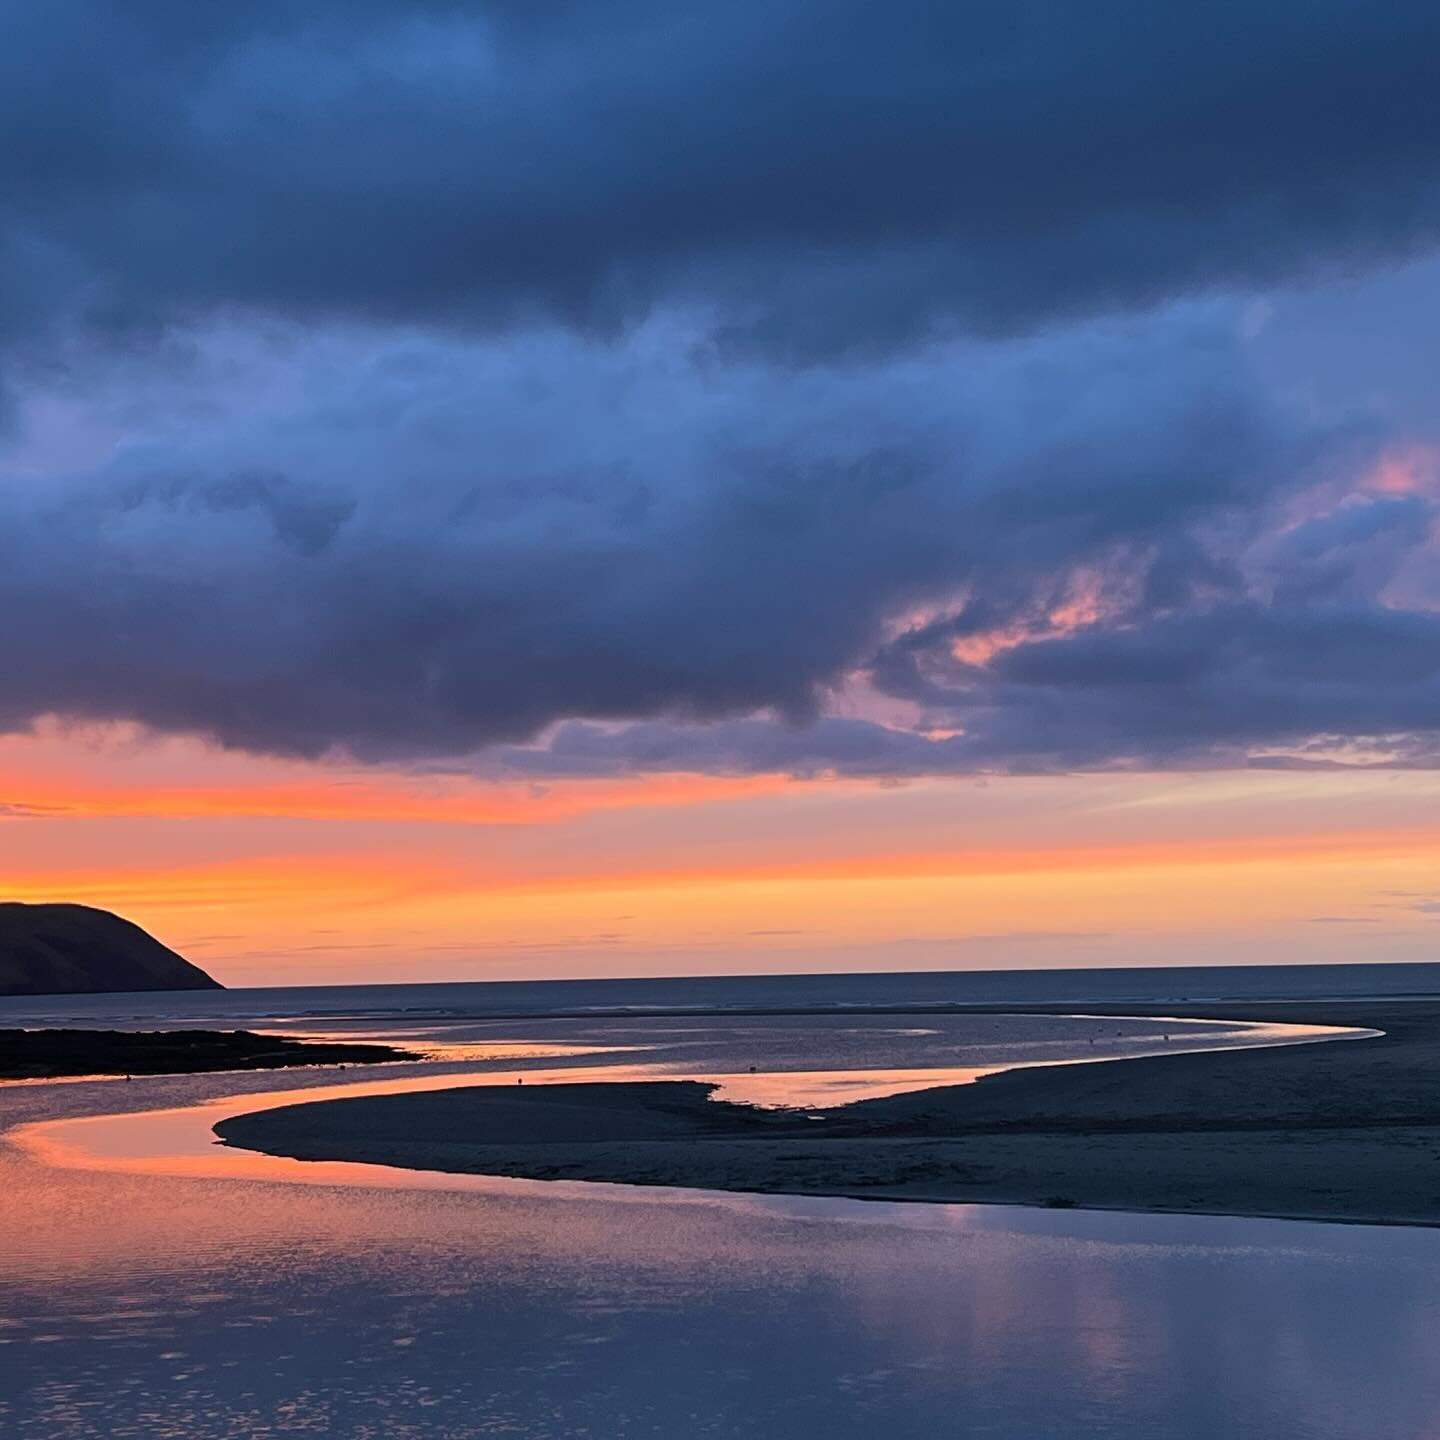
[214, 1000, 1440, 1227]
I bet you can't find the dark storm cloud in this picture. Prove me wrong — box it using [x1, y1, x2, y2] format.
[4, 3, 1440, 775]
[0, 318, 1313, 760]
[926, 601, 1440, 770]
[479, 591, 1440, 780]
[4, 2, 1440, 355]
[466, 463, 1440, 779]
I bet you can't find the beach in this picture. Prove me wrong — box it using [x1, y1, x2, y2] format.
[13, 977, 1440, 1438]
[216, 999, 1440, 1226]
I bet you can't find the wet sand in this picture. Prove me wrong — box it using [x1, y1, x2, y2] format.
[215, 1000, 1440, 1227]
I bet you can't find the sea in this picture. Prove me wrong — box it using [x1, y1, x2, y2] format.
[8, 957, 1440, 1029]
[3, 961, 1439, 1438]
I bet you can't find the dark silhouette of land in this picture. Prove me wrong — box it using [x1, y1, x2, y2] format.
[216, 999, 1440, 1227]
[0, 903, 221, 995]
[1, 1028, 416, 1080]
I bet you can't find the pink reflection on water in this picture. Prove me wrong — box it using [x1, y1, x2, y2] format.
[13, 1064, 663, 1192]
[10, 1014, 1373, 1197]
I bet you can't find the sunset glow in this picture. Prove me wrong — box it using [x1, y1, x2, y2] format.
[6, 717, 1438, 983]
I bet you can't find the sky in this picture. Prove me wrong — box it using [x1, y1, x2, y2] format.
[3, 3, 1440, 985]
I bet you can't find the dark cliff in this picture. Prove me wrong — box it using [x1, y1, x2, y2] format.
[0, 903, 222, 995]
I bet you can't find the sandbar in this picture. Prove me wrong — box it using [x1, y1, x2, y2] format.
[214, 1000, 1440, 1226]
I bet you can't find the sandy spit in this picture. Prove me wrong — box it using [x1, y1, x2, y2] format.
[215, 999, 1440, 1227]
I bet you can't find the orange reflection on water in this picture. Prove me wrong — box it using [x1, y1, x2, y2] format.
[705, 1065, 992, 1107]
[15, 1061, 925, 1191]
[11, 1015, 1372, 1196]
[11, 1065, 663, 1191]
[271, 1031, 647, 1064]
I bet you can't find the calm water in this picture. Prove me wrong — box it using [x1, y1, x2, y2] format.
[6, 959, 1440, 1029]
[3, 970, 1439, 1437]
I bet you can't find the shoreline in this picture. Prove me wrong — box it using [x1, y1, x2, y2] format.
[212, 998, 1440, 1228]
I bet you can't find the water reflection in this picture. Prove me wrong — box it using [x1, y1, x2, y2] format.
[0, 1015, 1431, 1439]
